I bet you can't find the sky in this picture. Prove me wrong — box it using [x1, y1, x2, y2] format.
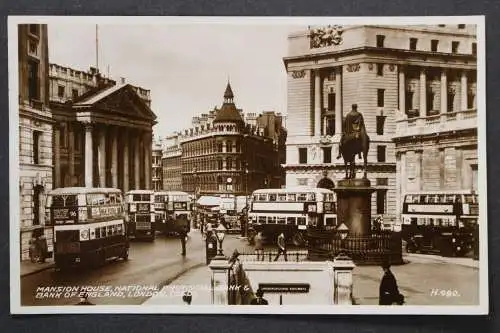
[47, 23, 303, 139]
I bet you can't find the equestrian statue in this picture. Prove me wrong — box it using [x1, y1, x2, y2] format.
[336, 104, 370, 179]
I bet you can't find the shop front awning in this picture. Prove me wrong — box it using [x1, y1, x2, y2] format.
[197, 196, 221, 206]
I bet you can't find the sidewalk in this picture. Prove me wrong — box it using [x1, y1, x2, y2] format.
[143, 264, 213, 305]
[403, 253, 479, 269]
[21, 258, 55, 277]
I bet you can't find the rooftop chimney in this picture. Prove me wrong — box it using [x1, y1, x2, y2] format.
[120, 77, 126, 84]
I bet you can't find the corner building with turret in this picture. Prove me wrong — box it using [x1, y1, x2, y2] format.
[283, 24, 477, 225]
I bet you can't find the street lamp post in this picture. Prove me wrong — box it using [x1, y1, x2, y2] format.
[193, 167, 198, 229]
[337, 223, 349, 257]
[215, 223, 227, 259]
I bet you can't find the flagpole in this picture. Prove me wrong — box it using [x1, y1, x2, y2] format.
[95, 24, 99, 71]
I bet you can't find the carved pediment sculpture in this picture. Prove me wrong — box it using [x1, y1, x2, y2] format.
[310, 25, 343, 49]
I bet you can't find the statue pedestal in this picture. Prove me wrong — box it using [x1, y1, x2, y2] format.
[334, 179, 375, 236]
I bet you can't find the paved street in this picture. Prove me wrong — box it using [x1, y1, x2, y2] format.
[20, 231, 246, 306]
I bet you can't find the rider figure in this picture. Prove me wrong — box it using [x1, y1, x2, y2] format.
[337, 104, 366, 160]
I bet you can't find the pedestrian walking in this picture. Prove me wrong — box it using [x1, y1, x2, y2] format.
[274, 232, 287, 261]
[250, 288, 268, 305]
[379, 261, 404, 305]
[254, 232, 264, 261]
[76, 292, 94, 305]
[179, 224, 188, 256]
[182, 291, 192, 305]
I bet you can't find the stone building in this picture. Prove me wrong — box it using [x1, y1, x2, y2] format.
[49, 65, 157, 192]
[151, 137, 163, 191]
[176, 82, 286, 196]
[162, 134, 183, 191]
[392, 25, 478, 222]
[283, 24, 477, 224]
[18, 24, 54, 260]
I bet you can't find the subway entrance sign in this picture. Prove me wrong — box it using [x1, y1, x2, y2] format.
[258, 283, 310, 293]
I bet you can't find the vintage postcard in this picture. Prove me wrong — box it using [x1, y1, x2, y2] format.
[9, 16, 488, 315]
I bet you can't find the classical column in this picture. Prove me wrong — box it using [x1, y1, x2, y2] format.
[461, 70, 468, 110]
[122, 130, 130, 193]
[440, 69, 448, 114]
[68, 124, 75, 186]
[111, 126, 118, 189]
[314, 69, 322, 136]
[335, 67, 343, 135]
[144, 131, 151, 190]
[415, 150, 423, 191]
[398, 66, 406, 113]
[419, 68, 427, 116]
[53, 125, 61, 189]
[134, 132, 141, 189]
[84, 123, 93, 188]
[98, 126, 106, 187]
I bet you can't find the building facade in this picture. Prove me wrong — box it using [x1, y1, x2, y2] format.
[18, 24, 54, 260]
[283, 24, 477, 224]
[177, 83, 286, 196]
[392, 25, 478, 222]
[152, 138, 163, 191]
[162, 134, 183, 191]
[49, 65, 157, 192]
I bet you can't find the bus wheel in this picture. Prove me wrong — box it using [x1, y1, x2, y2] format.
[292, 232, 305, 247]
[121, 247, 129, 261]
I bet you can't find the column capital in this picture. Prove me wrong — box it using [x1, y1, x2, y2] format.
[82, 121, 93, 131]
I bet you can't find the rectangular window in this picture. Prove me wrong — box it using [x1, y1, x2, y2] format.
[472, 42, 477, 55]
[322, 147, 332, 164]
[298, 148, 307, 164]
[376, 35, 385, 48]
[409, 38, 418, 50]
[377, 89, 385, 107]
[58, 85, 65, 98]
[72, 89, 79, 99]
[28, 60, 39, 100]
[377, 145, 386, 162]
[427, 92, 435, 112]
[376, 190, 386, 215]
[447, 93, 455, 112]
[33, 131, 41, 164]
[218, 160, 223, 170]
[438, 24, 446, 27]
[405, 91, 414, 111]
[452, 41, 459, 53]
[467, 92, 474, 109]
[326, 116, 335, 136]
[377, 63, 383, 76]
[376, 116, 385, 135]
[327, 93, 335, 111]
[458, 24, 466, 29]
[431, 39, 439, 52]
[376, 178, 389, 186]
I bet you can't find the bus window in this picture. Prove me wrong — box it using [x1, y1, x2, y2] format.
[277, 193, 287, 201]
[445, 195, 455, 203]
[307, 193, 316, 201]
[269, 194, 277, 202]
[297, 193, 307, 201]
[286, 217, 296, 225]
[268, 216, 277, 224]
[258, 216, 266, 224]
[325, 217, 336, 226]
[287, 194, 296, 202]
[297, 217, 306, 225]
[155, 195, 164, 203]
[277, 217, 286, 224]
[258, 194, 267, 201]
[464, 194, 475, 204]
[419, 196, 425, 203]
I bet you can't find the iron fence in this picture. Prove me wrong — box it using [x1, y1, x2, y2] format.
[307, 231, 403, 265]
[237, 250, 309, 262]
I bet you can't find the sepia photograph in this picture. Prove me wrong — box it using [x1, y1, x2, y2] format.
[8, 16, 487, 315]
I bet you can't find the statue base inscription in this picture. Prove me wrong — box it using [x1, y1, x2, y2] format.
[334, 178, 375, 236]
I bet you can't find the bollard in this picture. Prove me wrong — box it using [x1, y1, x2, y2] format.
[332, 253, 356, 305]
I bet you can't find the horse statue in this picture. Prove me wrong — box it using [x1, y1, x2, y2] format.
[336, 104, 370, 179]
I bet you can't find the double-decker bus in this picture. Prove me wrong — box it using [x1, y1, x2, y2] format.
[154, 191, 192, 235]
[45, 187, 129, 269]
[401, 190, 478, 256]
[247, 188, 337, 246]
[125, 190, 155, 241]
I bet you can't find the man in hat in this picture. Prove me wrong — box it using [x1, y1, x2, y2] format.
[379, 261, 404, 305]
[250, 288, 268, 305]
[274, 232, 287, 262]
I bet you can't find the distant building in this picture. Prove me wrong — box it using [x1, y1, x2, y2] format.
[152, 137, 163, 191]
[172, 82, 286, 197]
[18, 24, 53, 260]
[283, 24, 477, 225]
[49, 64, 156, 191]
[162, 134, 183, 191]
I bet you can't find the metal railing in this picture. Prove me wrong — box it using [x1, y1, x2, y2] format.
[237, 250, 309, 262]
